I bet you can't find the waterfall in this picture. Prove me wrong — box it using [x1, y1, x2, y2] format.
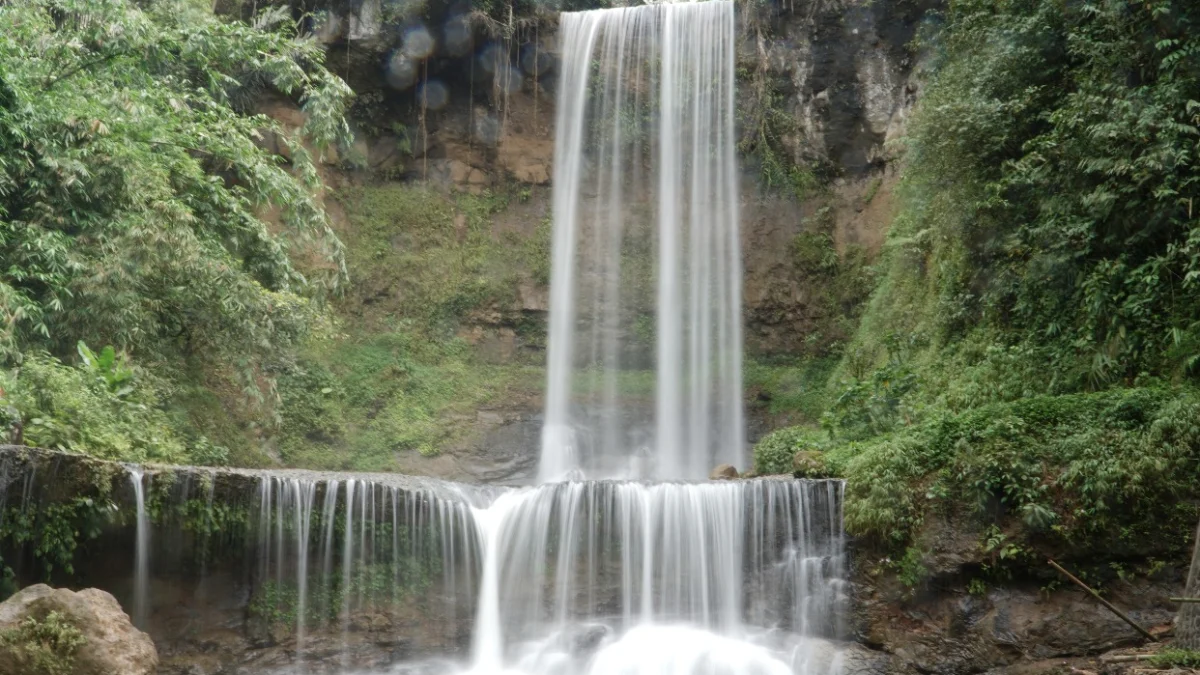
[1, 0, 851, 670]
[218, 474, 844, 674]
[542, 0, 743, 482]
[129, 467, 150, 630]
[462, 479, 847, 675]
[0, 449, 848, 674]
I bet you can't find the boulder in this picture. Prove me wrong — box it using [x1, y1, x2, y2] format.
[709, 464, 739, 480]
[0, 584, 157, 675]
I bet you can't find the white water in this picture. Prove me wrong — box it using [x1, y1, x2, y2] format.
[102, 464, 845, 675]
[541, 0, 743, 482]
[129, 467, 150, 630]
[456, 479, 846, 675]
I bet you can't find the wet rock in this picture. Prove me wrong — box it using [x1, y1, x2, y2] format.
[854, 570, 1179, 675]
[497, 136, 553, 184]
[840, 642, 917, 675]
[0, 584, 158, 675]
[710, 464, 739, 480]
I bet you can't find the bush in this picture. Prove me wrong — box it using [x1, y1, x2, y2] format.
[1150, 649, 1200, 669]
[834, 388, 1200, 556]
[0, 611, 86, 675]
[1, 349, 228, 465]
[752, 426, 830, 475]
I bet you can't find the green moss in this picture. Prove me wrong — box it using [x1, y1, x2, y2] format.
[895, 546, 928, 589]
[862, 176, 883, 204]
[336, 184, 542, 333]
[275, 331, 543, 468]
[745, 356, 839, 421]
[526, 216, 553, 287]
[261, 182, 560, 468]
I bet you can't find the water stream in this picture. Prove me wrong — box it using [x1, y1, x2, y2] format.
[232, 474, 848, 675]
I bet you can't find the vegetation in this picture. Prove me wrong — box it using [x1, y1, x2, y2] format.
[833, 389, 1200, 555]
[1, 0, 1197, 598]
[833, 0, 1200, 393]
[0, 0, 351, 466]
[270, 183, 551, 467]
[0, 611, 86, 675]
[755, 0, 1200, 569]
[1150, 649, 1200, 669]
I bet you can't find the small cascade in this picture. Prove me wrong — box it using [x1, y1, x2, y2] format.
[129, 466, 150, 630]
[2, 450, 849, 674]
[245, 473, 494, 671]
[463, 479, 847, 675]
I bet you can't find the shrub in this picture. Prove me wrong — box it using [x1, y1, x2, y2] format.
[752, 426, 830, 475]
[1150, 649, 1200, 669]
[835, 388, 1200, 557]
[0, 611, 86, 675]
[2, 350, 228, 465]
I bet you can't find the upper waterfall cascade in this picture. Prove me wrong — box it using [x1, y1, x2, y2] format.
[541, 0, 744, 482]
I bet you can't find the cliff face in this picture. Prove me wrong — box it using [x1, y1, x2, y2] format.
[278, 0, 933, 352]
[230, 0, 940, 481]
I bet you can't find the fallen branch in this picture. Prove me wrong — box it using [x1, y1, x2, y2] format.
[1048, 559, 1158, 643]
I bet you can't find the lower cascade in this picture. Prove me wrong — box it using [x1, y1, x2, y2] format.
[1, 455, 851, 675]
[243, 473, 850, 674]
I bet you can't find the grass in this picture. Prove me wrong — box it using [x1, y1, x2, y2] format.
[276, 331, 544, 470]
[745, 356, 839, 421]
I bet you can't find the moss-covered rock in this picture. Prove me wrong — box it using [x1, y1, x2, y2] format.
[0, 584, 157, 675]
[792, 450, 831, 479]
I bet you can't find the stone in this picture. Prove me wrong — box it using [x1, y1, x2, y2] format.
[0, 584, 158, 675]
[497, 137, 553, 184]
[709, 464, 739, 480]
[447, 159, 472, 184]
[792, 450, 830, 478]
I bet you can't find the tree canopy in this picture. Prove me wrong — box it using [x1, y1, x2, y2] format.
[0, 0, 351, 382]
[0, 0, 354, 464]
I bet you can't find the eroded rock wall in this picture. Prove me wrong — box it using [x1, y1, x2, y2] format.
[255, 0, 936, 359]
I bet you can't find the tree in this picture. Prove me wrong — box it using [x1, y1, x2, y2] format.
[0, 0, 352, 400]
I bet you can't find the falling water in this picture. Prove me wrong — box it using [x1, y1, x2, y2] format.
[234, 473, 846, 675]
[462, 479, 847, 675]
[0, 450, 849, 675]
[129, 467, 150, 630]
[2, 2, 850, 671]
[542, 0, 743, 482]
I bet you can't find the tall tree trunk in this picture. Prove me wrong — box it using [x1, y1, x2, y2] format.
[1177, 517, 1200, 649]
